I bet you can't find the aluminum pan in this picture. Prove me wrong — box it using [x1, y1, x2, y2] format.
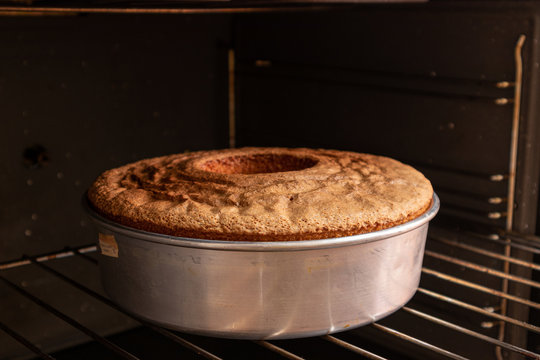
[83, 193, 439, 252]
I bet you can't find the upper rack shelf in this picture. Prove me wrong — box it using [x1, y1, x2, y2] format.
[0, 0, 427, 15]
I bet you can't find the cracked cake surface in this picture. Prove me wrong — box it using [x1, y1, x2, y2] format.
[87, 147, 433, 241]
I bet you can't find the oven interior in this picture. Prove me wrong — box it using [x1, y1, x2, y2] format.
[2, 2, 540, 359]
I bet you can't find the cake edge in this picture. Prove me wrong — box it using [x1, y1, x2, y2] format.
[86, 197, 433, 242]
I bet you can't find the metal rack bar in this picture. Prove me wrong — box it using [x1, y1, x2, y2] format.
[435, 187, 507, 205]
[255, 341, 305, 360]
[0, 245, 97, 271]
[402, 307, 539, 359]
[471, 231, 540, 248]
[0, 320, 56, 360]
[422, 267, 540, 310]
[321, 335, 388, 360]
[504, 232, 540, 246]
[430, 235, 540, 271]
[245, 58, 513, 89]
[424, 250, 540, 289]
[142, 327, 223, 360]
[439, 205, 507, 220]
[461, 231, 540, 255]
[417, 288, 540, 334]
[25, 254, 224, 360]
[0, 5, 337, 15]
[370, 323, 470, 360]
[0, 276, 141, 360]
[239, 67, 512, 103]
[504, 30, 525, 243]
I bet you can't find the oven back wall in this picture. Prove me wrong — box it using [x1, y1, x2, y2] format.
[0, 14, 230, 358]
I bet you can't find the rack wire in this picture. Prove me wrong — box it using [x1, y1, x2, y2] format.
[1, 225, 539, 360]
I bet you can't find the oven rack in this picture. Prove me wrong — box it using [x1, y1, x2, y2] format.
[1, 226, 539, 360]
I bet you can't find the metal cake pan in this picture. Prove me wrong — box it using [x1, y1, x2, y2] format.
[83, 194, 439, 340]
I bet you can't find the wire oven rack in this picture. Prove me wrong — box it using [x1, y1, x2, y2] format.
[1, 225, 539, 360]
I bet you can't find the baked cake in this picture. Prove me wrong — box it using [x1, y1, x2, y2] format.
[87, 147, 433, 241]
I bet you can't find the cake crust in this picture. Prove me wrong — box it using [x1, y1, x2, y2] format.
[88, 148, 433, 241]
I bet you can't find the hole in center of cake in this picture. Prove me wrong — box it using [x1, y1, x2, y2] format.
[201, 154, 318, 174]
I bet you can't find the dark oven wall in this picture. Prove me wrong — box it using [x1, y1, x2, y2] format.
[235, 8, 522, 229]
[0, 14, 231, 358]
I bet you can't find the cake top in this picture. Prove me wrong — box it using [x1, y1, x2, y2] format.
[87, 147, 433, 241]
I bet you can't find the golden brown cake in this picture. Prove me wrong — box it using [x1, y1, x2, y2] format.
[87, 147, 433, 241]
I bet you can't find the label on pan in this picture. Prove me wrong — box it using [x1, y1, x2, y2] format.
[99, 233, 119, 258]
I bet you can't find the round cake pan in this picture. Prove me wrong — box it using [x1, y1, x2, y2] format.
[84, 194, 439, 340]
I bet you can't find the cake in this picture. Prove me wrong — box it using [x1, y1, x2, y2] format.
[87, 147, 433, 241]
